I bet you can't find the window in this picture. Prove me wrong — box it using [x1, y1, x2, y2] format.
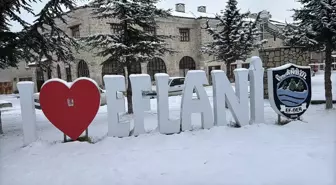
[36, 67, 45, 92]
[179, 56, 196, 77]
[57, 64, 62, 79]
[110, 23, 123, 34]
[65, 65, 72, 82]
[242, 63, 250, 69]
[170, 78, 184, 86]
[47, 67, 52, 79]
[147, 58, 167, 81]
[77, 60, 90, 78]
[19, 77, 33, 82]
[179, 28, 190, 42]
[70, 25, 80, 38]
[129, 61, 142, 74]
[102, 61, 125, 76]
[144, 26, 156, 35]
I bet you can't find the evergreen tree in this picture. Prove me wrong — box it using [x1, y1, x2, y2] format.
[1, 0, 81, 135]
[289, 0, 335, 109]
[0, 0, 81, 69]
[201, 0, 263, 78]
[83, 0, 174, 114]
[282, 23, 320, 49]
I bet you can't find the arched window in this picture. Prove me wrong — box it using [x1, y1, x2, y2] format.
[102, 61, 125, 78]
[128, 61, 142, 75]
[102, 61, 126, 86]
[147, 58, 167, 81]
[179, 56, 196, 77]
[77, 60, 90, 78]
[57, 64, 62, 79]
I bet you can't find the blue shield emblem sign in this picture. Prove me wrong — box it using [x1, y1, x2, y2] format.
[267, 63, 312, 119]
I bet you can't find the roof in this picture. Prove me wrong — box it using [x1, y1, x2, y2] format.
[68, 5, 285, 26]
[170, 10, 218, 19]
[171, 11, 259, 21]
[269, 19, 286, 26]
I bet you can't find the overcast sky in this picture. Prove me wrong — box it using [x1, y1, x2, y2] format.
[11, 0, 301, 32]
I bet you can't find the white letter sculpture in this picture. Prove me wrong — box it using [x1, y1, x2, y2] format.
[249, 56, 265, 124]
[211, 68, 249, 127]
[130, 74, 151, 136]
[17, 82, 37, 146]
[155, 74, 180, 134]
[180, 70, 214, 131]
[104, 75, 130, 137]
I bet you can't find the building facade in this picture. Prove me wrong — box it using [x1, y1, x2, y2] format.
[0, 3, 286, 93]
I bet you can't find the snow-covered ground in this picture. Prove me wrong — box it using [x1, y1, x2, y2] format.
[311, 70, 336, 100]
[0, 72, 335, 185]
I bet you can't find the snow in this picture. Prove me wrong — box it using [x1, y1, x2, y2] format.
[242, 17, 256, 22]
[193, 12, 216, 19]
[269, 19, 287, 25]
[129, 74, 150, 77]
[0, 72, 336, 185]
[233, 68, 249, 72]
[0, 100, 10, 105]
[170, 11, 196, 18]
[271, 63, 311, 70]
[311, 71, 336, 100]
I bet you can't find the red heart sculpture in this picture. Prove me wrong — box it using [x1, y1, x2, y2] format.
[39, 78, 100, 140]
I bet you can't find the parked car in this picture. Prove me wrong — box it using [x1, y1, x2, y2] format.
[146, 77, 186, 98]
[33, 82, 107, 109]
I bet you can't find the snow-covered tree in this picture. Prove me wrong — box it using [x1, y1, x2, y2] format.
[0, 0, 80, 69]
[83, 0, 174, 114]
[290, 0, 335, 109]
[282, 23, 320, 49]
[201, 0, 262, 78]
[1, 0, 81, 135]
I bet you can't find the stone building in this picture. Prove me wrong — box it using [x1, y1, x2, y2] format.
[0, 4, 287, 93]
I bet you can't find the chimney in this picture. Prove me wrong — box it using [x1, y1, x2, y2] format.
[197, 6, 206, 13]
[175, 3, 185, 13]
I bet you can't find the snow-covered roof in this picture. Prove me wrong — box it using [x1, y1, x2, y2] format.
[170, 10, 260, 21]
[269, 19, 286, 26]
[191, 12, 216, 19]
[70, 4, 284, 27]
[170, 10, 216, 19]
[170, 11, 196, 18]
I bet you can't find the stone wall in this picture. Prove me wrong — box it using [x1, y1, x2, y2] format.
[258, 47, 310, 98]
[0, 61, 35, 93]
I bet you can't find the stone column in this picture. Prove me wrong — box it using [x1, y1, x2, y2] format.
[236, 60, 243, 68]
[141, 62, 147, 74]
